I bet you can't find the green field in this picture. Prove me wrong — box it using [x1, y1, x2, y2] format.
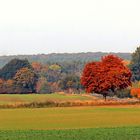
[0, 127, 140, 140]
[0, 106, 140, 139]
[0, 94, 139, 139]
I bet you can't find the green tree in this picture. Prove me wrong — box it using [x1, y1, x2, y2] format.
[46, 64, 62, 82]
[130, 46, 140, 81]
[59, 75, 81, 93]
[49, 64, 61, 71]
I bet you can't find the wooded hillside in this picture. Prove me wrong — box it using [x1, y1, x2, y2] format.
[0, 52, 131, 68]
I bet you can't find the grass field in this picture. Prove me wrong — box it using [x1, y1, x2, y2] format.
[0, 93, 92, 105]
[0, 106, 140, 139]
[0, 126, 140, 140]
[0, 106, 140, 130]
[0, 95, 140, 139]
[0, 93, 139, 108]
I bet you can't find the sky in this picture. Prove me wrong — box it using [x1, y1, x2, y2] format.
[0, 0, 140, 55]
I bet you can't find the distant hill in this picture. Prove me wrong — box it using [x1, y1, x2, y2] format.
[0, 52, 132, 68]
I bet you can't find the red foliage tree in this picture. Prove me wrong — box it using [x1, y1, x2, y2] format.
[81, 55, 132, 100]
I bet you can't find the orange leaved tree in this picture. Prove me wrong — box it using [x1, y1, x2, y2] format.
[131, 88, 140, 98]
[14, 67, 38, 93]
[81, 55, 132, 100]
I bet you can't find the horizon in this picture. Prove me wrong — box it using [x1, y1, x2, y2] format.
[0, 51, 132, 57]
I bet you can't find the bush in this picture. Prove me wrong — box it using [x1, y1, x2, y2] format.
[115, 89, 132, 98]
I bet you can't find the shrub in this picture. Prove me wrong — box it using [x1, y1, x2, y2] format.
[115, 89, 132, 98]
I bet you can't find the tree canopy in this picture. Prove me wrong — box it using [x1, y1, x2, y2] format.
[0, 59, 32, 80]
[59, 74, 81, 93]
[81, 55, 132, 99]
[130, 46, 140, 81]
[14, 67, 37, 93]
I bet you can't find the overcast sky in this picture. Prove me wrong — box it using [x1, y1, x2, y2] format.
[0, 0, 139, 55]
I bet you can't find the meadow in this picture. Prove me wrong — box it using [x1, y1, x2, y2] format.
[0, 126, 140, 140]
[1, 106, 140, 130]
[0, 93, 92, 105]
[0, 94, 140, 139]
[0, 93, 139, 108]
[0, 106, 140, 139]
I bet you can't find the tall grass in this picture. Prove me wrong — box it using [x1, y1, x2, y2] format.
[0, 99, 139, 108]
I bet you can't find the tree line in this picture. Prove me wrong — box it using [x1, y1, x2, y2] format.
[0, 52, 131, 68]
[0, 59, 82, 94]
[0, 47, 139, 99]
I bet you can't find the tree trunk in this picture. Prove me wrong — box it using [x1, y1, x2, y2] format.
[102, 92, 108, 101]
[103, 94, 107, 101]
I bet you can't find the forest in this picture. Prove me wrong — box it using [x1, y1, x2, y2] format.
[0, 52, 131, 68]
[0, 49, 139, 100]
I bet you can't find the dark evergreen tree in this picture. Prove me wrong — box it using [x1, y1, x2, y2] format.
[0, 59, 32, 80]
[130, 47, 140, 81]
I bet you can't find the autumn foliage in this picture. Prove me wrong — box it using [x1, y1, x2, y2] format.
[0, 59, 38, 94]
[0, 56, 133, 95]
[31, 62, 43, 73]
[81, 55, 132, 99]
[14, 67, 37, 93]
[131, 88, 140, 98]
